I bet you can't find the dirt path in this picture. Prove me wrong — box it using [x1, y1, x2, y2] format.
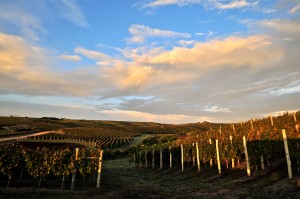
[0, 131, 54, 144]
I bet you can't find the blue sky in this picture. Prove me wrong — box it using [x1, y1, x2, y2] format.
[0, 0, 299, 123]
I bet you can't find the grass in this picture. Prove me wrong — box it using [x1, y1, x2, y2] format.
[1, 157, 300, 199]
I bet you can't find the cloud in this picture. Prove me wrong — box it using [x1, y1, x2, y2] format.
[202, 105, 231, 113]
[96, 109, 212, 124]
[257, 19, 300, 38]
[0, 2, 45, 41]
[289, 3, 300, 14]
[137, 35, 283, 69]
[214, 0, 258, 10]
[61, 0, 89, 27]
[1, 14, 299, 123]
[178, 40, 196, 46]
[126, 24, 191, 44]
[74, 47, 112, 61]
[142, 0, 259, 10]
[58, 54, 82, 62]
[0, 33, 106, 96]
[143, 0, 202, 8]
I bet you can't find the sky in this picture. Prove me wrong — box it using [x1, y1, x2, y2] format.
[0, 0, 299, 124]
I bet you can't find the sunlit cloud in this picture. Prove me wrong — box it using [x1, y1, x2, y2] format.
[96, 109, 213, 124]
[58, 54, 82, 62]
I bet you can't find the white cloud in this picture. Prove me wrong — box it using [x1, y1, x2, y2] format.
[214, 0, 258, 10]
[142, 0, 259, 10]
[178, 40, 196, 46]
[143, 0, 202, 8]
[61, 0, 89, 27]
[58, 54, 82, 62]
[0, 3, 45, 41]
[74, 47, 113, 62]
[126, 24, 191, 44]
[202, 105, 231, 113]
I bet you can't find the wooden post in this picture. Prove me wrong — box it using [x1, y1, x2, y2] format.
[181, 144, 184, 172]
[293, 113, 297, 122]
[261, 154, 265, 170]
[145, 151, 148, 168]
[216, 140, 221, 175]
[71, 148, 79, 190]
[270, 116, 273, 126]
[192, 143, 195, 167]
[282, 129, 292, 179]
[97, 150, 104, 189]
[152, 149, 155, 168]
[133, 153, 136, 166]
[209, 139, 213, 168]
[139, 151, 142, 167]
[196, 142, 200, 172]
[160, 148, 163, 169]
[230, 135, 234, 168]
[250, 120, 254, 131]
[243, 136, 251, 177]
[169, 146, 172, 168]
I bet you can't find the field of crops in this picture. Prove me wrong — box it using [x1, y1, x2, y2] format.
[132, 111, 300, 178]
[0, 111, 299, 196]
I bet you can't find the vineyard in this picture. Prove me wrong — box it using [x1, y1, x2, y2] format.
[130, 112, 300, 179]
[0, 112, 300, 198]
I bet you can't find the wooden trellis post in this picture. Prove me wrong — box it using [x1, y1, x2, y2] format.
[192, 143, 195, 167]
[139, 151, 142, 167]
[71, 148, 79, 190]
[160, 148, 163, 169]
[169, 146, 172, 168]
[270, 116, 273, 126]
[152, 149, 155, 168]
[196, 142, 200, 172]
[216, 140, 221, 175]
[209, 138, 213, 168]
[261, 154, 265, 170]
[145, 151, 148, 167]
[181, 144, 184, 172]
[243, 136, 251, 176]
[97, 150, 104, 189]
[282, 129, 292, 179]
[229, 135, 235, 168]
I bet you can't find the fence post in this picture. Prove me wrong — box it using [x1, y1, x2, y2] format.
[160, 148, 163, 169]
[196, 142, 200, 172]
[282, 129, 292, 179]
[152, 149, 155, 168]
[169, 146, 172, 168]
[216, 140, 221, 175]
[97, 150, 104, 189]
[71, 148, 79, 190]
[243, 136, 251, 177]
[181, 144, 184, 172]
